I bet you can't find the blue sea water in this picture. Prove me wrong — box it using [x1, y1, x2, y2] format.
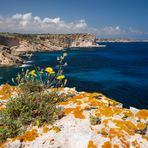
[0, 42, 148, 109]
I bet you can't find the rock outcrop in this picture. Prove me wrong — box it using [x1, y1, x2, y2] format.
[0, 86, 148, 148]
[0, 45, 23, 66]
[0, 33, 103, 66]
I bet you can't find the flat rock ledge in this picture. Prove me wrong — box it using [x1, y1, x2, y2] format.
[0, 86, 148, 148]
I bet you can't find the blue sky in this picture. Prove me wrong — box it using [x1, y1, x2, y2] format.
[0, 0, 148, 39]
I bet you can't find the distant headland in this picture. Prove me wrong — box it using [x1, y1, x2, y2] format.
[96, 38, 148, 43]
[0, 33, 105, 66]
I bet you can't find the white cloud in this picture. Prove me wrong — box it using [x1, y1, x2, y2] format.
[0, 12, 88, 34]
[0, 12, 147, 37]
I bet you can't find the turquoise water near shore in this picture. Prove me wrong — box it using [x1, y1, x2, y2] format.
[0, 42, 148, 109]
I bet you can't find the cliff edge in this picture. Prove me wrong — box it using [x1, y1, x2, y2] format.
[0, 86, 147, 148]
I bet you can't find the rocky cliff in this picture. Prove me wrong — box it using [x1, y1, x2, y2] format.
[0, 33, 102, 66]
[0, 45, 23, 66]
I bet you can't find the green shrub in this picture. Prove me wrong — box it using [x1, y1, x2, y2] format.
[0, 53, 69, 142]
[0, 90, 70, 142]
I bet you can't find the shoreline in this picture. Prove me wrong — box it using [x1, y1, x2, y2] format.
[0, 33, 105, 66]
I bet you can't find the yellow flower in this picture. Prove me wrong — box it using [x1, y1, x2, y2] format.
[31, 70, 35, 73]
[45, 67, 55, 74]
[36, 120, 40, 127]
[31, 73, 37, 77]
[56, 75, 65, 80]
[30, 70, 37, 77]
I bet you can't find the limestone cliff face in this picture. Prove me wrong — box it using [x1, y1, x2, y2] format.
[0, 35, 20, 47]
[0, 33, 98, 66]
[0, 45, 23, 66]
[38, 34, 96, 48]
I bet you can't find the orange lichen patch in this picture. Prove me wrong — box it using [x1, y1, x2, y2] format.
[16, 129, 38, 142]
[100, 128, 108, 137]
[102, 141, 112, 148]
[113, 144, 119, 148]
[142, 135, 148, 141]
[104, 97, 119, 106]
[64, 108, 74, 115]
[96, 106, 124, 117]
[137, 123, 147, 130]
[124, 121, 137, 130]
[76, 101, 82, 105]
[102, 119, 110, 127]
[136, 110, 148, 119]
[68, 94, 86, 102]
[58, 101, 69, 106]
[95, 112, 101, 117]
[42, 125, 50, 133]
[120, 138, 130, 148]
[87, 140, 97, 148]
[88, 96, 97, 102]
[52, 126, 61, 133]
[108, 128, 125, 139]
[113, 120, 137, 135]
[112, 107, 123, 115]
[73, 106, 85, 119]
[0, 107, 4, 112]
[0, 140, 10, 148]
[95, 106, 114, 117]
[132, 140, 140, 148]
[122, 109, 134, 117]
[0, 84, 18, 100]
[89, 100, 100, 106]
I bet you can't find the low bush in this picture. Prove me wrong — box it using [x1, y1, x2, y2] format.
[0, 53, 69, 142]
[0, 90, 69, 142]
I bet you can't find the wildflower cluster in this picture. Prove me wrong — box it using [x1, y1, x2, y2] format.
[0, 53, 69, 142]
[12, 53, 68, 92]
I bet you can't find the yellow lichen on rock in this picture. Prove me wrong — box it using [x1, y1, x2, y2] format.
[52, 126, 61, 133]
[136, 110, 148, 119]
[0, 84, 18, 100]
[16, 129, 38, 142]
[42, 125, 50, 133]
[113, 120, 137, 135]
[137, 122, 147, 130]
[0, 107, 4, 112]
[73, 106, 85, 119]
[102, 141, 112, 148]
[87, 140, 97, 148]
[122, 109, 134, 117]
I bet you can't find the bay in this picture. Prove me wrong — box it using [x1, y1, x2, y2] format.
[0, 42, 148, 109]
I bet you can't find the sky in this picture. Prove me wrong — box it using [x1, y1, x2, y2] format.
[0, 0, 148, 39]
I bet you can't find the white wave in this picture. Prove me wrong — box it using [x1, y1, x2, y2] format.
[19, 64, 32, 68]
[25, 61, 32, 63]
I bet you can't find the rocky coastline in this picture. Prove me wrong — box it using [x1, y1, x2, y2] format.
[0, 33, 105, 66]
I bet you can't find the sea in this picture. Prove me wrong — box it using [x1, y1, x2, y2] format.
[0, 42, 148, 109]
